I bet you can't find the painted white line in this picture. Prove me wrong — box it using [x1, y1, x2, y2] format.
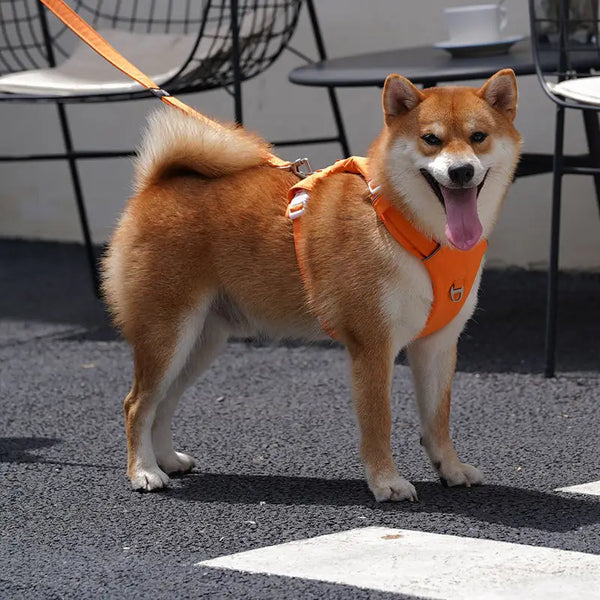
[556, 480, 600, 496]
[198, 527, 600, 599]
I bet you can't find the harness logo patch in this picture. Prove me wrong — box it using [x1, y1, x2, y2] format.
[449, 284, 464, 303]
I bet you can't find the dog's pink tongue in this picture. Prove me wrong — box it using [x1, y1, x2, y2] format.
[441, 185, 483, 251]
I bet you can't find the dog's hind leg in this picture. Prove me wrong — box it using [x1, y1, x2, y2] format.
[152, 313, 228, 475]
[407, 334, 484, 488]
[125, 298, 220, 491]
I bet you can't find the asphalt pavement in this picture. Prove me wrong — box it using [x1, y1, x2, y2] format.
[1, 239, 599, 599]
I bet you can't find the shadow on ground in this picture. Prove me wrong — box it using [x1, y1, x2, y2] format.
[1, 239, 598, 372]
[0, 437, 119, 470]
[165, 471, 600, 532]
[0, 436, 61, 462]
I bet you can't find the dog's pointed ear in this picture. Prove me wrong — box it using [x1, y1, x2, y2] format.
[383, 74, 424, 125]
[478, 69, 518, 121]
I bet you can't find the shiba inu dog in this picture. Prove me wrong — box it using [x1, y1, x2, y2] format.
[103, 69, 521, 502]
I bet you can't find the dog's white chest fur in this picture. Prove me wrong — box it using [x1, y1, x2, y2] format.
[379, 242, 432, 351]
[379, 239, 483, 353]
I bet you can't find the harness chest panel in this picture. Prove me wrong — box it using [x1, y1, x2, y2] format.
[286, 157, 487, 340]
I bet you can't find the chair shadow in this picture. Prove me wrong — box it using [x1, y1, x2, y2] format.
[0, 436, 61, 462]
[0, 436, 118, 471]
[168, 471, 600, 533]
[0, 239, 117, 338]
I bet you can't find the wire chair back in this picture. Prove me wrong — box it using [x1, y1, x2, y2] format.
[530, 0, 600, 84]
[0, 0, 303, 95]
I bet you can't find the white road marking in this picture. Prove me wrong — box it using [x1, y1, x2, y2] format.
[556, 480, 600, 496]
[198, 527, 600, 599]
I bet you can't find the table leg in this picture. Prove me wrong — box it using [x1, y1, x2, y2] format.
[305, 0, 350, 157]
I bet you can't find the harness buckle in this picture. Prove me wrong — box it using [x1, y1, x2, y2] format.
[280, 157, 313, 179]
[287, 191, 309, 220]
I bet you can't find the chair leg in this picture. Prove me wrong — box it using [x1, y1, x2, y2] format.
[56, 102, 101, 297]
[325, 91, 350, 158]
[582, 109, 600, 217]
[230, 0, 243, 125]
[304, 0, 351, 157]
[545, 105, 565, 378]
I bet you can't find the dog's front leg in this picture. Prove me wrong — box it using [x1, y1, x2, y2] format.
[348, 340, 418, 502]
[407, 336, 483, 488]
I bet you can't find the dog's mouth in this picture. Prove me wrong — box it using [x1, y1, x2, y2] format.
[419, 168, 488, 207]
[420, 169, 489, 251]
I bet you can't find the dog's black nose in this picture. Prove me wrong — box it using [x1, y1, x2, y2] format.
[448, 164, 475, 186]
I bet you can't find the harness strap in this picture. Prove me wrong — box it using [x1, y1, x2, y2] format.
[371, 196, 439, 260]
[289, 157, 440, 259]
[39, 0, 290, 170]
[287, 191, 338, 339]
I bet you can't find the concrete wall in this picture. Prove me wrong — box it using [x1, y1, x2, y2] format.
[1, 0, 599, 270]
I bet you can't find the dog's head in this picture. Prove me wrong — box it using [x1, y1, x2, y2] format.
[375, 69, 522, 250]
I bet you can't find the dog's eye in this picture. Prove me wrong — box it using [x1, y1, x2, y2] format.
[471, 131, 488, 143]
[421, 133, 442, 146]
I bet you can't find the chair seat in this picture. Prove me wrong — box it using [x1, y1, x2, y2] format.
[549, 76, 600, 106]
[0, 29, 201, 96]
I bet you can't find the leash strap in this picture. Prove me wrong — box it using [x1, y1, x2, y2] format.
[39, 0, 290, 168]
[40, 0, 204, 121]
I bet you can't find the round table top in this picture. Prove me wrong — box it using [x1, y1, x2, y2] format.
[288, 39, 600, 87]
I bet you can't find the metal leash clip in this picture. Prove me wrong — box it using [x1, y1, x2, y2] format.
[280, 157, 313, 179]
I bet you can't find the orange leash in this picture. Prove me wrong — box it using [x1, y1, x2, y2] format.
[39, 0, 289, 168]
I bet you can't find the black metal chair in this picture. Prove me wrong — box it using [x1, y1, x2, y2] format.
[529, 0, 600, 377]
[0, 0, 350, 294]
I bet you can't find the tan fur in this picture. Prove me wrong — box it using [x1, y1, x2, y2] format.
[103, 70, 521, 500]
[133, 108, 274, 192]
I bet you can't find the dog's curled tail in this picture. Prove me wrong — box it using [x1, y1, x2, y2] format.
[134, 107, 273, 192]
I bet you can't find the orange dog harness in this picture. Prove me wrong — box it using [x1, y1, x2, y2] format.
[287, 157, 487, 340]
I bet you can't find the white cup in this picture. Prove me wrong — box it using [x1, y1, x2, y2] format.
[444, 4, 508, 45]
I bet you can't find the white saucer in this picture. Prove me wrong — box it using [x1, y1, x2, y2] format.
[434, 35, 526, 58]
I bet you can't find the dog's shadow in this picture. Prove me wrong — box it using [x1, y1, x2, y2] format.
[4, 437, 597, 534]
[168, 471, 600, 533]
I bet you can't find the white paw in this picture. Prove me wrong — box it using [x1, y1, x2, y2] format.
[438, 461, 484, 488]
[368, 473, 419, 502]
[157, 451, 197, 475]
[130, 466, 170, 491]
